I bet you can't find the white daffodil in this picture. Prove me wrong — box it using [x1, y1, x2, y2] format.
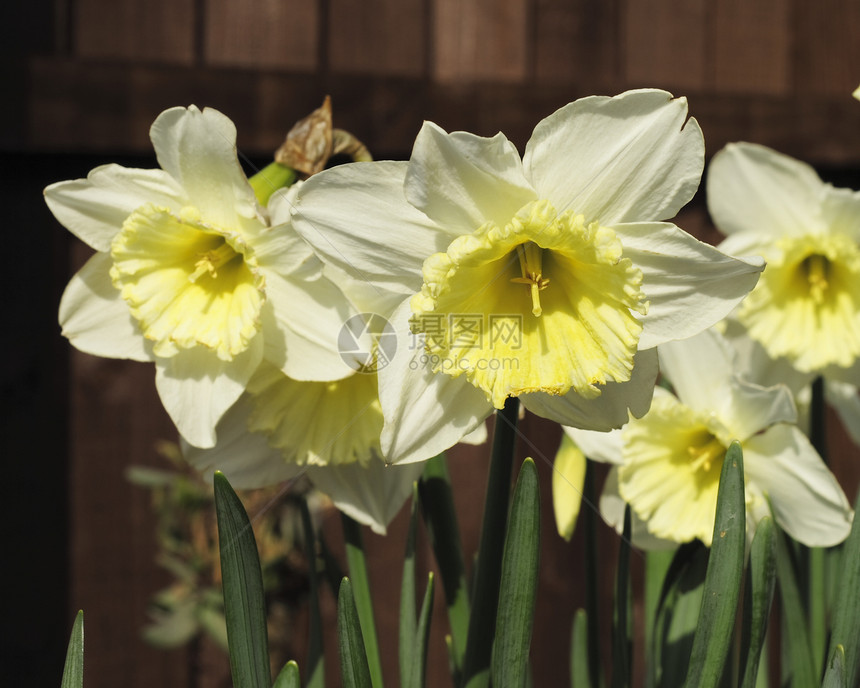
[291, 89, 763, 464]
[708, 142, 860, 384]
[183, 361, 426, 534]
[47, 106, 356, 448]
[566, 329, 853, 548]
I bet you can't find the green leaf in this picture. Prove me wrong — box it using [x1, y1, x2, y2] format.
[739, 517, 776, 688]
[273, 661, 301, 688]
[461, 397, 520, 688]
[683, 441, 746, 688]
[300, 499, 325, 688]
[419, 453, 470, 676]
[491, 458, 541, 688]
[652, 544, 708, 688]
[822, 645, 847, 688]
[774, 524, 817, 687]
[61, 610, 84, 688]
[570, 609, 592, 688]
[582, 460, 603, 688]
[826, 488, 860, 688]
[400, 483, 420, 687]
[407, 572, 436, 688]
[338, 578, 373, 688]
[213, 472, 270, 688]
[611, 506, 632, 688]
[342, 515, 384, 688]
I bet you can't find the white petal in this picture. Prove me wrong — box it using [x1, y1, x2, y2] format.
[657, 329, 734, 415]
[155, 338, 263, 448]
[521, 348, 658, 430]
[825, 380, 860, 446]
[378, 299, 494, 464]
[404, 122, 536, 230]
[292, 161, 446, 295]
[599, 467, 677, 550]
[615, 222, 764, 349]
[562, 425, 624, 465]
[306, 456, 425, 535]
[821, 185, 860, 244]
[261, 270, 357, 382]
[59, 252, 152, 362]
[256, 186, 324, 279]
[459, 421, 488, 446]
[744, 425, 853, 547]
[182, 396, 302, 488]
[45, 164, 186, 252]
[524, 89, 703, 225]
[706, 142, 826, 238]
[725, 378, 797, 442]
[149, 106, 260, 230]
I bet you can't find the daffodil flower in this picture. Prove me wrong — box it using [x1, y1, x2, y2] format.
[708, 142, 860, 384]
[47, 106, 356, 447]
[566, 329, 853, 547]
[183, 361, 424, 534]
[291, 89, 763, 464]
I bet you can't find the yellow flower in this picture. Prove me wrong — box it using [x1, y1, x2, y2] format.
[291, 90, 762, 464]
[46, 106, 355, 447]
[708, 142, 860, 384]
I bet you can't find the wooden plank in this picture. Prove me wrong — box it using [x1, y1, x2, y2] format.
[433, 0, 529, 82]
[712, 0, 790, 95]
[534, 0, 622, 91]
[624, 0, 707, 91]
[204, 0, 318, 70]
[68, 242, 191, 687]
[74, 0, 195, 64]
[793, 0, 860, 96]
[328, 0, 426, 76]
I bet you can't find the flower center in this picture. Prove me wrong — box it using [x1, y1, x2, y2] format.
[110, 203, 265, 361]
[510, 242, 551, 316]
[618, 394, 727, 545]
[246, 364, 383, 466]
[409, 199, 647, 408]
[739, 233, 860, 372]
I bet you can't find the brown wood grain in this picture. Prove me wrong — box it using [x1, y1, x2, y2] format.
[624, 0, 708, 91]
[712, 0, 791, 95]
[432, 0, 530, 82]
[328, 0, 427, 76]
[793, 0, 860, 96]
[204, 0, 319, 70]
[74, 0, 195, 63]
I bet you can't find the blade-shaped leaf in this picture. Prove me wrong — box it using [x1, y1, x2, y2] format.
[400, 483, 420, 687]
[822, 645, 847, 688]
[611, 506, 632, 688]
[826, 488, 860, 688]
[570, 609, 592, 688]
[273, 660, 301, 688]
[419, 453, 469, 676]
[61, 610, 84, 688]
[739, 517, 776, 688]
[462, 398, 520, 688]
[300, 498, 325, 688]
[407, 572, 436, 688]
[491, 457, 540, 688]
[683, 441, 745, 688]
[338, 578, 373, 688]
[342, 515, 383, 688]
[213, 472, 270, 688]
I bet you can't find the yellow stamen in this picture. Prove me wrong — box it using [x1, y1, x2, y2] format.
[687, 434, 725, 473]
[803, 254, 829, 304]
[511, 242, 550, 316]
[188, 240, 240, 283]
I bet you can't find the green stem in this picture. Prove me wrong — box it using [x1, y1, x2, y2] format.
[584, 460, 602, 688]
[342, 515, 384, 688]
[460, 397, 520, 688]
